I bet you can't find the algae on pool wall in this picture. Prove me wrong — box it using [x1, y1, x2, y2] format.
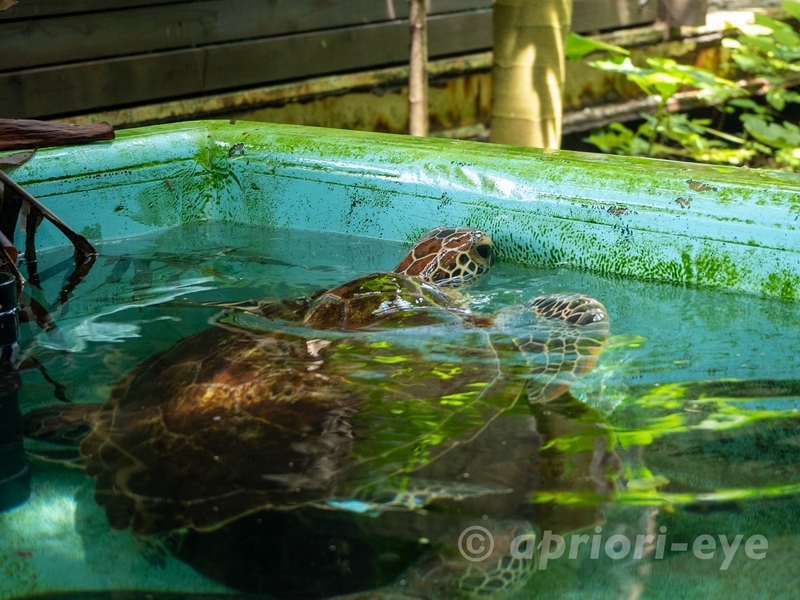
[6, 120, 800, 300]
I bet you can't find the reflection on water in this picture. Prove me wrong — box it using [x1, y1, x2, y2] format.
[3, 222, 800, 599]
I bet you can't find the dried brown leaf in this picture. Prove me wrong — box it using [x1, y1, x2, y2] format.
[0, 151, 34, 168]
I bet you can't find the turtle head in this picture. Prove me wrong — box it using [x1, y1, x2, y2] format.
[393, 226, 494, 287]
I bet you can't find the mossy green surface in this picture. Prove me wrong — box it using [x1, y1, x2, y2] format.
[8, 119, 800, 300]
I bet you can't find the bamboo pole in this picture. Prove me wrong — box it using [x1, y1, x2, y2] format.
[408, 0, 429, 137]
[490, 0, 572, 148]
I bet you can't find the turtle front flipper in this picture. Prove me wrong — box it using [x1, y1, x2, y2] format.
[403, 520, 535, 600]
[23, 403, 101, 467]
[497, 293, 610, 405]
[23, 403, 100, 446]
[329, 520, 536, 600]
[324, 477, 514, 515]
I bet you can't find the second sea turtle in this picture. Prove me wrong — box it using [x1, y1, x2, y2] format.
[24, 226, 617, 598]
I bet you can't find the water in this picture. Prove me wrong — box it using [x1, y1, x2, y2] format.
[4, 222, 800, 599]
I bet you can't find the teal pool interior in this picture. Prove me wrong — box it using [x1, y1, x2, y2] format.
[3, 221, 800, 599]
[10, 121, 800, 300]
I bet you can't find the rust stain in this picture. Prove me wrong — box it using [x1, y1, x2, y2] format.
[463, 74, 474, 97]
[164, 177, 173, 191]
[372, 115, 394, 133]
[695, 46, 729, 76]
[687, 180, 716, 192]
[607, 205, 630, 217]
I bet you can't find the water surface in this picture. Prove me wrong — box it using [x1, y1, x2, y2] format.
[3, 222, 800, 600]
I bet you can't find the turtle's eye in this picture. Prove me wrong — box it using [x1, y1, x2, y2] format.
[476, 244, 492, 260]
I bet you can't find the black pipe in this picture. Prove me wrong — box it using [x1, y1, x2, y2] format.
[0, 271, 29, 511]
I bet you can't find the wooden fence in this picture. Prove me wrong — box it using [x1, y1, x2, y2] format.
[0, 0, 658, 120]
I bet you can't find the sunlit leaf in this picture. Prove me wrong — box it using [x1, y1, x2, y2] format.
[776, 147, 800, 168]
[589, 57, 651, 78]
[565, 32, 629, 61]
[721, 37, 741, 49]
[741, 34, 782, 56]
[731, 51, 768, 72]
[782, 0, 800, 22]
[753, 13, 800, 49]
[647, 57, 738, 89]
[690, 147, 758, 166]
[754, 13, 797, 34]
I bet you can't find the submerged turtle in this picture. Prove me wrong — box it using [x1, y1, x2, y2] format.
[24, 226, 617, 599]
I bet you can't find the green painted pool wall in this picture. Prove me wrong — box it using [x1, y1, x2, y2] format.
[8, 120, 800, 299]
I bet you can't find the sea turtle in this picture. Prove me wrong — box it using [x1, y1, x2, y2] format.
[213, 225, 495, 329]
[23, 226, 617, 599]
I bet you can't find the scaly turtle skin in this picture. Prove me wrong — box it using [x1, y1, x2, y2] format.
[24, 226, 616, 600]
[233, 226, 494, 329]
[392, 226, 493, 285]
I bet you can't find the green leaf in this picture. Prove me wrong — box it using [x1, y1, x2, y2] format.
[731, 52, 768, 72]
[773, 27, 800, 48]
[741, 114, 800, 148]
[782, 90, 800, 105]
[690, 147, 758, 166]
[721, 37, 741, 49]
[751, 11, 800, 51]
[766, 88, 786, 111]
[754, 13, 797, 35]
[775, 146, 800, 169]
[782, 1, 800, 22]
[565, 32, 629, 61]
[728, 98, 768, 114]
[740, 34, 782, 56]
[589, 56, 650, 77]
[584, 123, 635, 154]
[631, 71, 680, 99]
[647, 58, 737, 88]
[590, 57, 665, 96]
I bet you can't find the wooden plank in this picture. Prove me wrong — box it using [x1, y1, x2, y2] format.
[0, 0, 191, 20]
[53, 53, 494, 130]
[1, 0, 491, 71]
[0, 0, 489, 23]
[572, 0, 657, 32]
[204, 10, 492, 92]
[0, 9, 492, 119]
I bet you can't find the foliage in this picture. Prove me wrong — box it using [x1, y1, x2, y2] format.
[583, 1, 800, 171]
[564, 32, 628, 61]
